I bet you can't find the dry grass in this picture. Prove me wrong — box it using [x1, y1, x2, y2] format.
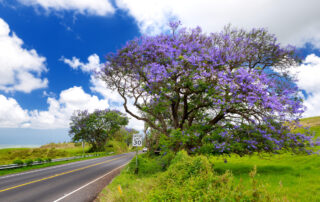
[300, 116, 320, 127]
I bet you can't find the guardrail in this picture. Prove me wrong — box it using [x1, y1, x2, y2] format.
[0, 152, 108, 170]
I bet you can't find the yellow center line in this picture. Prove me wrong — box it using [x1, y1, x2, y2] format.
[0, 155, 130, 193]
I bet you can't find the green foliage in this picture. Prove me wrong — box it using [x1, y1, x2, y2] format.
[158, 151, 175, 170]
[0, 143, 90, 165]
[69, 109, 129, 151]
[25, 159, 33, 166]
[111, 128, 138, 146]
[45, 158, 52, 162]
[35, 158, 43, 163]
[149, 151, 276, 201]
[99, 151, 292, 201]
[104, 140, 129, 154]
[12, 159, 23, 165]
[127, 154, 162, 176]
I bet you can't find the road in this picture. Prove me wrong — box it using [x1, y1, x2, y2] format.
[0, 152, 134, 202]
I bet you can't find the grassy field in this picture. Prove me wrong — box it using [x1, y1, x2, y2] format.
[98, 117, 320, 202]
[0, 142, 90, 165]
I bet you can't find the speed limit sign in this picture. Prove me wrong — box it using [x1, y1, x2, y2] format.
[132, 134, 143, 147]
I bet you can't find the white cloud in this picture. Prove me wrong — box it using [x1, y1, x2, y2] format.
[116, 0, 320, 48]
[18, 0, 115, 16]
[0, 18, 48, 93]
[29, 86, 109, 129]
[289, 54, 320, 117]
[0, 86, 109, 129]
[0, 82, 145, 131]
[0, 95, 30, 128]
[61, 54, 101, 73]
[62, 53, 145, 131]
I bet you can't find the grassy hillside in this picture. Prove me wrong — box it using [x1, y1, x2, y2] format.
[97, 116, 320, 202]
[0, 142, 90, 165]
[299, 116, 320, 138]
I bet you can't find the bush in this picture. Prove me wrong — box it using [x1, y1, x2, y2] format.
[158, 150, 175, 170]
[25, 159, 34, 166]
[13, 159, 24, 165]
[45, 158, 52, 162]
[35, 158, 43, 163]
[148, 150, 278, 201]
[104, 140, 129, 154]
[128, 154, 162, 176]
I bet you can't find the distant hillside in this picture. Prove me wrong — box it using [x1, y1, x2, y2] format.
[299, 116, 320, 138]
[300, 116, 320, 127]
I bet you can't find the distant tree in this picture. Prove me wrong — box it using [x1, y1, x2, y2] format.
[112, 127, 139, 146]
[69, 109, 129, 151]
[100, 22, 319, 155]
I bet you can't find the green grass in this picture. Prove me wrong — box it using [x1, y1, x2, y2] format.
[210, 153, 320, 201]
[299, 116, 320, 138]
[97, 116, 320, 202]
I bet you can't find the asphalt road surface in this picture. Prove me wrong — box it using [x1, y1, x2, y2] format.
[0, 152, 134, 202]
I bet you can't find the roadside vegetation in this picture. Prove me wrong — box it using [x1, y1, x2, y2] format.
[0, 142, 89, 165]
[97, 118, 320, 202]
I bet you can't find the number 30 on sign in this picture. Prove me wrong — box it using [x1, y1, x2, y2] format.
[132, 134, 143, 147]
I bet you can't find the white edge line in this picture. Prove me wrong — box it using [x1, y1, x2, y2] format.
[52, 161, 130, 202]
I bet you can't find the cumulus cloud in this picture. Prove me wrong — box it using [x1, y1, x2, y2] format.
[0, 95, 30, 128]
[61, 54, 101, 73]
[0, 18, 48, 93]
[0, 52, 145, 131]
[0, 86, 109, 129]
[18, 0, 115, 16]
[29, 86, 109, 129]
[116, 0, 320, 48]
[289, 54, 320, 117]
[62, 53, 145, 130]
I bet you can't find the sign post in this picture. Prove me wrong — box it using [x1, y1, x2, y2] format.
[132, 134, 143, 173]
[82, 141, 85, 157]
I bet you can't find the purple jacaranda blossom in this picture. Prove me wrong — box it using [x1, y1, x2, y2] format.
[101, 22, 317, 155]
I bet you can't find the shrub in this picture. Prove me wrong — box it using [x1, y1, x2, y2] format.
[35, 158, 43, 163]
[128, 154, 162, 176]
[13, 159, 24, 165]
[158, 150, 175, 170]
[25, 159, 34, 166]
[148, 150, 279, 201]
[45, 158, 52, 162]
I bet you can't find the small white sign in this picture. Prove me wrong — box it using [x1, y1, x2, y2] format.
[132, 134, 143, 147]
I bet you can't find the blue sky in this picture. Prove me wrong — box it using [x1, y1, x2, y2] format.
[1, 0, 320, 146]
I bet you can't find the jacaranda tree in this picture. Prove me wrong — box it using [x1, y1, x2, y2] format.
[100, 22, 319, 155]
[69, 109, 129, 151]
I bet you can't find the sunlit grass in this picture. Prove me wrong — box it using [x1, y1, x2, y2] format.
[98, 116, 320, 202]
[0, 142, 90, 165]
